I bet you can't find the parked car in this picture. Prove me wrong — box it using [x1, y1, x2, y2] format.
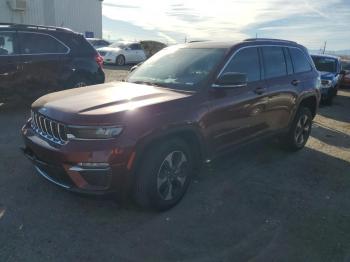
[340, 60, 350, 88]
[86, 38, 111, 49]
[22, 39, 320, 211]
[311, 54, 342, 104]
[0, 23, 105, 105]
[97, 42, 147, 66]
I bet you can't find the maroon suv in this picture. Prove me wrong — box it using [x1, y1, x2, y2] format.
[22, 39, 321, 210]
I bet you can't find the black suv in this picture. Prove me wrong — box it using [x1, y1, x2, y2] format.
[0, 23, 105, 105]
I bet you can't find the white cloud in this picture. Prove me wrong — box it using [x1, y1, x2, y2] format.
[103, 0, 350, 50]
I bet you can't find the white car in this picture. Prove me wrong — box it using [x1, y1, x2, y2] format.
[97, 42, 147, 66]
[87, 38, 111, 49]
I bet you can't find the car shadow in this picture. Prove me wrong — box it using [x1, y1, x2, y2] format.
[318, 90, 350, 123]
[312, 122, 350, 148]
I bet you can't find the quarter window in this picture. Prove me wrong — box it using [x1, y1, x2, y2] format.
[19, 32, 69, 55]
[284, 48, 293, 75]
[0, 32, 16, 55]
[223, 47, 260, 82]
[262, 46, 287, 79]
[289, 48, 312, 73]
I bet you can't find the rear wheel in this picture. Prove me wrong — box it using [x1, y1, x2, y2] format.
[133, 138, 194, 211]
[284, 107, 312, 151]
[67, 75, 90, 88]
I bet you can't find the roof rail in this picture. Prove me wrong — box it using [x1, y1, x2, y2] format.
[0, 23, 73, 33]
[244, 38, 297, 44]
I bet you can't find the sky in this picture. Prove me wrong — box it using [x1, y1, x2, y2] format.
[102, 0, 350, 51]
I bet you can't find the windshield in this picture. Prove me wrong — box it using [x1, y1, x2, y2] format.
[312, 56, 337, 73]
[127, 46, 226, 91]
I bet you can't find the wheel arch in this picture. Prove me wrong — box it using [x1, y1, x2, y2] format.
[298, 95, 318, 118]
[132, 126, 207, 176]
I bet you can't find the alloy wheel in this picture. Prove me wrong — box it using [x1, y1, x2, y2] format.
[157, 151, 189, 201]
[294, 114, 311, 146]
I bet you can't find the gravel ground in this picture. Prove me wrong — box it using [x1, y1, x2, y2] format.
[0, 67, 350, 262]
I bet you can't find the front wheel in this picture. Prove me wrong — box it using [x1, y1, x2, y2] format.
[133, 138, 194, 211]
[284, 107, 312, 151]
[116, 55, 125, 66]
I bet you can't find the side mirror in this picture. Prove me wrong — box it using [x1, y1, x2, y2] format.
[213, 72, 247, 88]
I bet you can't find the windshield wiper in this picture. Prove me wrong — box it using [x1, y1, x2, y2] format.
[131, 81, 163, 87]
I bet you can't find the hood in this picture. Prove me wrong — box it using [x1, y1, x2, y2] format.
[319, 71, 336, 80]
[32, 82, 192, 125]
[97, 47, 121, 53]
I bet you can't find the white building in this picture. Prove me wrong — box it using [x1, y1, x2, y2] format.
[0, 0, 103, 38]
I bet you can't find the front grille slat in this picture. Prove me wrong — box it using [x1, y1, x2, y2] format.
[31, 112, 67, 145]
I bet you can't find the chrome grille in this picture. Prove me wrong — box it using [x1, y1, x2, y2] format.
[31, 111, 68, 145]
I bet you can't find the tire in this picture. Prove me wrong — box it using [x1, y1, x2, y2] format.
[116, 55, 125, 66]
[324, 95, 333, 105]
[133, 138, 194, 211]
[284, 107, 312, 151]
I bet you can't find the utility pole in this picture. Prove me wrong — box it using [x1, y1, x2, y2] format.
[322, 41, 327, 54]
[255, 33, 258, 39]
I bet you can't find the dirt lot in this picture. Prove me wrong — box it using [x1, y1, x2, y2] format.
[1, 66, 350, 262]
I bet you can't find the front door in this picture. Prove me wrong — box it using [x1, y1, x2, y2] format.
[0, 31, 22, 104]
[205, 47, 270, 154]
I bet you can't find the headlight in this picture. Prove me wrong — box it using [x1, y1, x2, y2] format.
[66, 126, 123, 140]
[321, 80, 332, 88]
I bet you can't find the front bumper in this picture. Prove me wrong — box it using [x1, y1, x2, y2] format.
[21, 121, 135, 195]
[101, 54, 116, 64]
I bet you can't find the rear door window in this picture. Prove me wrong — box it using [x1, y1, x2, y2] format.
[289, 48, 312, 73]
[130, 43, 142, 50]
[261, 46, 287, 79]
[0, 32, 17, 55]
[19, 32, 69, 55]
[222, 47, 260, 82]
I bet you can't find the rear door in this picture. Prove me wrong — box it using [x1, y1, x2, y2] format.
[206, 46, 270, 153]
[129, 43, 142, 62]
[18, 31, 70, 100]
[133, 43, 146, 62]
[260, 46, 297, 131]
[0, 31, 22, 103]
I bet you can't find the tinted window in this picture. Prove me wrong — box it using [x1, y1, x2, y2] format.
[0, 32, 16, 55]
[262, 46, 287, 79]
[223, 47, 260, 82]
[289, 48, 312, 73]
[284, 48, 293, 75]
[65, 34, 96, 55]
[130, 44, 142, 50]
[19, 32, 68, 54]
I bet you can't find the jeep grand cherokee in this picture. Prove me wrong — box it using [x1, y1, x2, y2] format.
[22, 39, 321, 211]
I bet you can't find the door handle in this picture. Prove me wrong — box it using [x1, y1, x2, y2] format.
[291, 79, 300, 86]
[254, 87, 266, 95]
